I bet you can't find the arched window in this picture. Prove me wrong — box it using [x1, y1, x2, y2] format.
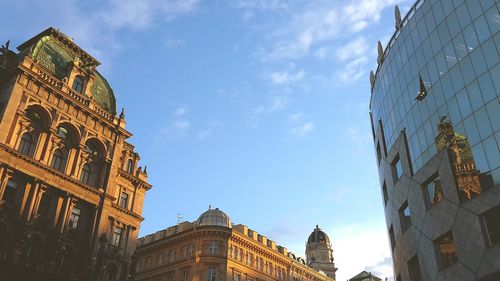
[19, 132, 35, 157]
[126, 159, 134, 174]
[72, 76, 85, 94]
[80, 163, 92, 185]
[51, 149, 67, 172]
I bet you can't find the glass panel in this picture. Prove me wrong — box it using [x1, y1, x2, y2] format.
[435, 232, 458, 269]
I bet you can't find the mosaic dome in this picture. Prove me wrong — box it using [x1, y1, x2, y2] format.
[197, 208, 232, 228]
[30, 35, 116, 114]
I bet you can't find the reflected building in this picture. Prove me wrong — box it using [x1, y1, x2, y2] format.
[133, 208, 336, 281]
[348, 271, 381, 281]
[369, 0, 500, 281]
[0, 28, 152, 280]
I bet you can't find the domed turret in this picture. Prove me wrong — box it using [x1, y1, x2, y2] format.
[308, 225, 331, 245]
[306, 225, 337, 279]
[196, 207, 232, 228]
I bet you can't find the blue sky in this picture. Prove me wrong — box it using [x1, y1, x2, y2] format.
[1, 0, 414, 280]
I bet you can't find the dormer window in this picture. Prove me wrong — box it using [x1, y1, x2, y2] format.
[72, 76, 84, 94]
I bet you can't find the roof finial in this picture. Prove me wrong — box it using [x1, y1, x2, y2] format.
[395, 5, 402, 30]
[119, 107, 125, 119]
[377, 41, 384, 64]
[208, 205, 211, 210]
[316, 224, 319, 228]
[143, 166, 148, 174]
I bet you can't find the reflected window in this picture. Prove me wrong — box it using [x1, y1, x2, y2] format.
[392, 154, 403, 183]
[376, 142, 382, 164]
[435, 232, 458, 269]
[51, 149, 67, 172]
[19, 133, 35, 157]
[399, 201, 411, 233]
[408, 255, 423, 281]
[482, 205, 500, 247]
[389, 225, 396, 252]
[424, 174, 444, 207]
[119, 192, 129, 209]
[72, 76, 84, 94]
[207, 267, 217, 281]
[2, 179, 18, 204]
[111, 226, 122, 247]
[382, 181, 389, 205]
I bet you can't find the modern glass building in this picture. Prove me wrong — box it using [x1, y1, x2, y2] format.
[369, 0, 499, 281]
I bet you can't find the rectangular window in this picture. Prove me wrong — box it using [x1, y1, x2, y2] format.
[166, 272, 173, 281]
[389, 225, 396, 252]
[482, 205, 500, 247]
[182, 270, 189, 281]
[247, 252, 253, 266]
[392, 154, 403, 184]
[111, 226, 123, 247]
[169, 248, 176, 261]
[376, 142, 382, 164]
[68, 206, 80, 230]
[37, 193, 51, 217]
[2, 179, 18, 204]
[408, 255, 423, 281]
[209, 240, 217, 255]
[382, 181, 389, 205]
[234, 273, 241, 281]
[188, 243, 194, 256]
[399, 201, 412, 233]
[119, 192, 129, 209]
[435, 232, 458, 269]
[207, 267, 216, 281]
[423, 174, 444, 207]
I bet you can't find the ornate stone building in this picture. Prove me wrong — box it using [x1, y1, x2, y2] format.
[0, 28, 152, 280]
[133, 208, 336, 281]
[305, 225, 337, 279]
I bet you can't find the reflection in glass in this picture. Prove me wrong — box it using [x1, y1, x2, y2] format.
[435, 232, 458, 269]
[483, 205, 500, 247]
[400, 201, 411, 232]
[435, 118, 493, 201]
[424, 174, 444, 207]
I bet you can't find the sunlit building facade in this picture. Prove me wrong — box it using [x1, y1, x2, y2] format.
[0, 28, 152, 280]
[369, 0, 499, 281]
[133, 208, 336, 281]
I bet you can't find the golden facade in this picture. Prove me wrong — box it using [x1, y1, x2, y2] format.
[134, 208, 335, 281]
[0, 28, 151, 280]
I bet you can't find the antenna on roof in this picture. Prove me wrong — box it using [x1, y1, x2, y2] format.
[177, 213, 184, 224]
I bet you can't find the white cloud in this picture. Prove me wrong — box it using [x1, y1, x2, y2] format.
[165, 38, 186, 50]
[172, 120, 190, 130]
[334, 225, 394, 281]
[196, 129, 213, 140]
[100, 0, 200, 30]
[289, 122, 314, 138]
[335, 37, 368, 62]
[336, 56, 368, 83]
[254, 0, 407, 62]
[175, 106, 189, 116]
[288, 112, 304, 124]
[269, 69, 305, 85]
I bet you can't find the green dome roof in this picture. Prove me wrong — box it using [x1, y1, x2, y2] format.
[30, 34, 116, 114]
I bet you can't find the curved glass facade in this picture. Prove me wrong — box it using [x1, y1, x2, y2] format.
[370, 0, 499, 185]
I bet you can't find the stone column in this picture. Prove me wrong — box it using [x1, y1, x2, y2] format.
[18, 179, 33, 218]
[26, 181, 47, 220]
[0, 167, 14, 200]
